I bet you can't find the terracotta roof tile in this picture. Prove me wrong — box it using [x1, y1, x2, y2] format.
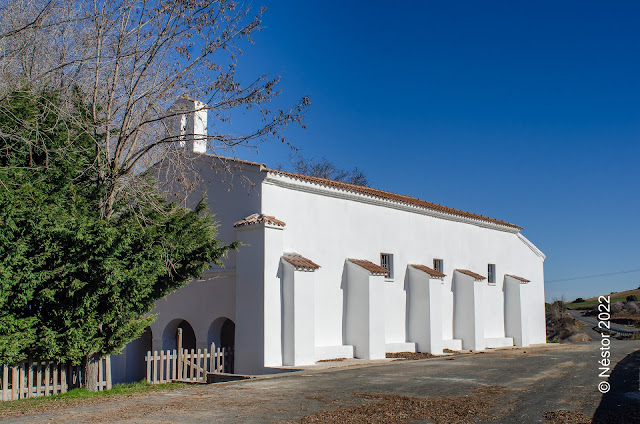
[410, 264, 446, 278]
[282, 253, 320, 271]
[505, 274, 530, 283]
[201, 156, 523, 231]
[233, 213, 286, 228]
[268, 169, 522, 231]
[455, 269, 486, 280]
[348, 259, 389, 276]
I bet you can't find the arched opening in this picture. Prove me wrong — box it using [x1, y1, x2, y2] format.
[208, 317, 235, 373]
[221, 319, 235, 351]
[221, 319, 235, 373]
[177, 320, 196, 351]
[162, 318, 196, 351]
[125, 327, 152, 382]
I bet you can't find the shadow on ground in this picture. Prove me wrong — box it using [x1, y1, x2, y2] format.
[592, 348, 640, 424]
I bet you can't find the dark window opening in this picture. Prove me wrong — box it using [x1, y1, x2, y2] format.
[488, 264, 496, 285]
[433, 259, 444, 274]
[381, 253, 394, 279]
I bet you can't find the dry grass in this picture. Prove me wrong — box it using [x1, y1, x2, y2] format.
[282, 385, 507, 424]
[568, 288, 640, 310]
[546, 301, 591, 342]
[585, 288, 640, 302]
[317, 358, 346, 363]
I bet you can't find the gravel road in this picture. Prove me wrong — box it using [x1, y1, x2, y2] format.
[569, 309, 639, 334]
[2, 338, 638, 424]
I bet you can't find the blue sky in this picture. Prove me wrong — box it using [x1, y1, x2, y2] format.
[228, 1, 639, 301]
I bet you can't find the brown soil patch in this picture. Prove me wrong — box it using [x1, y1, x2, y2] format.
[385, 351, 437, 360]
[317, 358, 346, 362]
[283, 385, 507, 424]
[386, 350, 464, 360]
[544, 409, 592, 424]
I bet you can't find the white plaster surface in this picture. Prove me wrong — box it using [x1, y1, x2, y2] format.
[453, 272, 486, 351]
[282, 262, 316, 366]
[504, 275, 531, 346]
[485, 337, 515, 348]
[441, 339, 463, 351]
[407, 267, 444, 354]
[345, 262, 387, 360]
[385, 343, 417, 353]
[166, 98, 208, 153]
[112, 142, 546, 379]
[315, 345, 355, 361]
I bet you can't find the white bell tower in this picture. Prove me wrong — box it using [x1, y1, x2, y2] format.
[166, 95, 208, 153]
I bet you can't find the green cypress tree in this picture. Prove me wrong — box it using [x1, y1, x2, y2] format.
[0, 90, 235, 389]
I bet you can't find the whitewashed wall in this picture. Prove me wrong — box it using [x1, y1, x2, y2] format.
[261, 173, 546, 350]
[112, 157, 264, 382]
[282, 262, 316, 366]
[344, 262, 386, 360]
[406, 268, 444, 354]
[181, 156, 266, 269]
[115, 156, 546, 380]
[110, 274, 236, 383]
[150, 274, 236, 351]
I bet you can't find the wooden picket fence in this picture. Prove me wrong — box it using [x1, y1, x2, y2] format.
[146, 328, 233, 383]
[0, 356, 111, 401]
[145, 344, 231, 383]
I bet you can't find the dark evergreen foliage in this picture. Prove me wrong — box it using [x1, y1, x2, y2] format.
[0, 91, 235, 365]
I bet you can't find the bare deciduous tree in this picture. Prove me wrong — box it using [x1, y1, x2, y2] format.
[282, 154, 369, 186]
[0, 0, 308, 218]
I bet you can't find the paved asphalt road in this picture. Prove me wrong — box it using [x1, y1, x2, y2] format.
[2, 338, 639, 424]
[569, 310, 639, 334]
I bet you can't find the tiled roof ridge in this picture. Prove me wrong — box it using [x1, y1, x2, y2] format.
[282, 253, 321, 270]
[455, 269, 487, 280]
[505, 274, 531, 283]
[348, 258, 389, 276]
[410, 264, 446, 278]
[267, 169, 522, 231]
[200, 155, 522, 231]
[233, 213, 286, 228]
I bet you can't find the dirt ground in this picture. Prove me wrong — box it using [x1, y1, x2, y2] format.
[1, 336, 638, 424]
[385, 351, 439, 360]
[283, 385, 506, 424]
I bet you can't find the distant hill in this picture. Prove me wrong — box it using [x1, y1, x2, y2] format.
[585, 288, 640, 302]
[565, 287, 640, 310]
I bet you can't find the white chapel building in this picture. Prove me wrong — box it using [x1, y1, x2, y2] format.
[111, 99, 547, 381]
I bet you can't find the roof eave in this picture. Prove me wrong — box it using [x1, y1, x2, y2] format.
[264, 171, 522, 233]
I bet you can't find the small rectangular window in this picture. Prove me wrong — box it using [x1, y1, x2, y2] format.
[381, 253, 394, 279]
[433, 259, 443, 274]
[488, 264, 496, 285]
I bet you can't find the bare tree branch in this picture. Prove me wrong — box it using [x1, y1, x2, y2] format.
[0, 0, 309, 219]
[282, 154, 369, 187]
